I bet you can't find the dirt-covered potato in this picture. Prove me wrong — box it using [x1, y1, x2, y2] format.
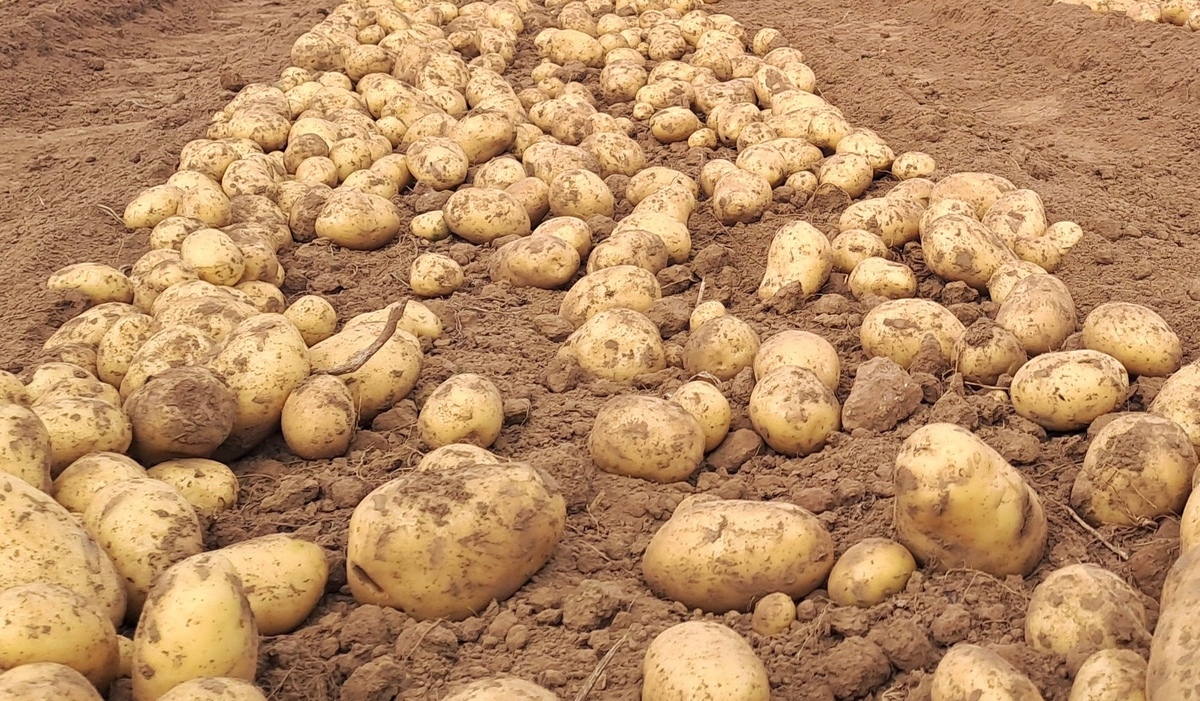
[216, 534, 328, 636]
[848, 257, 916, 300]
[831, 230, 888, 273]
[931, 644, 1044, 701]
[757, 220, 833, 301]
[0, 663, 105, 701]
[1025, 563, 1150, 674]
[1069, 649, 1147, 701]
[688, 301, 726, 332]
[682, 315, 760, 381]
[669, 381, 731, 452]
[887, 177, 935, 206]
[1151, 363, 1200, 452]
[32, 397, 132, 475]
[233, 281, 285, 313]
[282, 295, 336, 347]
[642, 621, 769, 701]
[132, 553, 258, 701]
[417, 374, 504, 450]
[0, 582, 120, 691]
[611, 210, 691, 264]
[892, 151, 936, 180]
[347, 462, 566, 620]
[443, 187, 532, 244]
[52, 452, 143, 513]
[441, 677, 558, 701]
[712, 169, 772, 225]
[995, 274, 1077, 356]
[280, 374, 356, 461]
[118, 327, 215, 400]
[48, 263, 135, 306]
[626, 167, 699, 206]
[146, 458, 239, 519]
[1013, 220, 1085, 273]
[123, 366, 236, 465]
[589, 395, 706, 483]
[840, 197, 923, 247]
[861, 298, 965, 369]
[643, 498, 834, 612]
[560, 308, 666, 381]
[827, 538, 917, 608]
[548, 168, 614, 220]
[753, 330, 841, 392]
[157, 678, 268, 701]
[928, 171, 1016, 218]
[406, 136, 470, 191]
[309, 321, 421, 422]
[0, 369, 28, 404]
[749, 365, 840, 457]
[1071, 413, 1195, 526]
[817, 153, 873, 198]
[0, 403, 53, 492]
[1151, 547, 1200, 700]
[650, 106, 702, 143]
[416, 445, 503, 476]
[491, 235, 581, 289]
[44, 302, 139, 354]
[313, 189, 400, 250]
[178, 229, 245, 286]
[894, 423, 1047, 577]
[533, 217, 592, 259]
[922, 214, 1017, 290]
[410, 210, 451, 242]
[408, 253, 464, 298]
[124, 185, 183, 229]
[751, 592, 797, 637]
[1010, 350, 1128, 431]
[1081, 302, 1181, 378]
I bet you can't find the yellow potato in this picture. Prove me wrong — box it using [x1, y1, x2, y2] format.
[669, 381, 731, 452]
[281, 374, 357, 460]
[48, 263, 134, 306]
[309, 320, 421, 422]
[44, 302, 140, 354]
[157, 678, 268, 701]
[417, 374, 504, 450]
[642, 621, 769, 701]
[751, 592, 797, 636]
[1081, 302, 1181, 378]
[124, 366, 236, 465]
[860, 298, 965, 369]
[928, 171, 1015, 218]
[931, 644, 1044, 701]
[410, 253, 465, 297]
[406, 136, 470, 190]
[995, 274, 1077, 355]
[1069, 649, 1147, 701]
[922, 214, 1017, 290]
[216, 534, 328, 636]
[0, 403, 53, 492]
[491, 235, 581, 289]
[891, 151, 936, 180]
[124, 185, 183, 229]
[711, 169, 772, 225]
[314, 189, 400, 250]
[757, 220, 832, 300]
[119, 326, 216, 400]
[589, 395, 706, 483]
[0, 663, 105, 701]
[560, 308, 666, 381]
[1010, 350, 1128, 431]
[1151, 362, 1200, 452]
[283, 295, 337, 346]
[52, 452, 143, 512]
[827, 538, 917, 608]
[817, 153, 872, 198]
[443, 187, 532, 244]
[839, 197, 923, 247]
[753, 330, 841, 392]
[32, 397, 132, 475]
[953, 319, 1028, 385]
[0, 582, 120, 691]
[831, 230, 889, 273]
[442, 677, 558, 701]
[750, 362, 842, 458]
[848, 257, 917, 300]
[146, 458, 239, 520]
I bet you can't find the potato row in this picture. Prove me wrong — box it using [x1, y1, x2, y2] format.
[1056, 0, 1200, 27]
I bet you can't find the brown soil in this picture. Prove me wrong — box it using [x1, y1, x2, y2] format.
[2, 0, 1198, 698]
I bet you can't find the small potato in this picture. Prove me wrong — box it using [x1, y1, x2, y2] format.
[753, 330, 841, 392]
[32, 397, 133, 475]
[860, 298, 966, 369]
[314, 189, 401, 250]
[411, 210, 452, 242]
[52, 452, 145, 513]
[712, 170, 772, 225]
[0, 369, 29, 405]
[0, 403, 53, 492]
[669, 381, 731, 452]
[1025, 563, 1150, 673]
[953, 318, 1028, 385]
[995, 274, 1077, 355]
[157, 678, 268, 701]
[891, 151, 935, 180]
[749, 366, 840, 457]
[922, 214, 1017, 290]
[410, 253, 465, 297]
[442, 677, 558, 701]
[347, 462, 566, 620]
[894, 423, 1047, 577]
[284, 295, 337, 346]
[417, 374, 504, 450]
[0, 663, 105, 701]
[48, 263, 134, 306]
[558, 265, 661, 327]
[613, 211, 691, 264]
[589, 395, 706, 483]
[757, 221, 832, 300]
[642, 621, 769, 701]
[216, 534, 328, 636]
[280, 374, 356, 460]
[751, 592, 797, 636]
[682, 315, 760, 380]
[309, 321, 421, 422]
[643, 498, 834, 612]
[0, 582, 120, 691]
[443, 187, 532, 244]
[491, 235, 581, 289]
[848, 257, 916, 300]
[827, 538, 917, 608]
[1010, 350, 1128, 431]
[1070, 649, 1147, 701]
[887, 177, 935, 206]
[560, 308, 666, 382]
[1081, 302, 1181, 378]
[688, 127, 718, 149]
[123, 185, 183, 229]
[931, 644, 1045, 701]
[548, 169, 614, 220]
[146, 458, 239, 519]
[831, 230, 888, 273]
[123, 366, 236, 465]
[689, 300, 726, 331]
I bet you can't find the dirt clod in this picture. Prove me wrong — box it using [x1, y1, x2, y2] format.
[842, 357, 923, 433]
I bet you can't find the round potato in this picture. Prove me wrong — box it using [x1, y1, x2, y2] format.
[548, 169, 614, 220]
[0, 403, 53, 492]
[417, 374, 504, 450]
[953, 318, 1029, 385]
[314, 189, 401, 250]
[52, 452, 144, 513]
[995, 274, 1077, 356]
[0, 582, 120, 691]
[217, 534, 328, 636]
[560, 308, 666, 382]
[491, 235, 581, 289]
[416, 443, 504, 473]
[931, 644, 1044, 701]
[443, 187, 532, 244]
[669, 381, 731, 452]
[751, 592, 797, 637]
[682, 315, 760, 381]
[749, 365, 840, 457]
[589, 395, 706, 483]
[123, 366, 236, 465]
[922, 214, 1017, 290]
[442, 677, 558, 701]
[1070, 649, 1147, 701]
[558, 265, 661, 327]
[753, 330, 841, 392]
[1081, 302, 1181, 378]
[831, 230, 888, 274]
[309, 320, 422, 422]
[0, 662, 105, 701]
[827, 538, 917, 608]
[281, 374, 356, 460]
[48, 263, 135, 306]
[157, 678, 268, 701]
[32, 397, 133, 475]
[1010, 350, 1128, 432]
[283, 295, 337, 346]
[180, 229, 246, 286]
[860, 298, 965, 370]
[410, 253, 465, 297]
[642, 621, 769, 701]
[146, 458, 239, 520]
[892, 151, 935, 180]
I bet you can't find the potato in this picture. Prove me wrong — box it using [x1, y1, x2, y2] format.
[757, 220, 833, 300]
[405, 136, 470, 191]
[831, 230, 889, 273]
[1025, 563, 1150, 675]
[119, 327, 216, 400]
[1009, 219, 1084, 271]
[215, 534, 328, 636]
[124, 366, 236, 465]
[753, 330, 841, 392]
[1081, 302, 1181, 378]
[585, 229, 667, 275]
[32, 374, 120, 409]
[505, 176, 552, 226]
[177, 185, 232, 228]
[922, 214, 1018, 290]
[929, 171, 1016, 218]
[953, 318, 1028, 385]
[643, 498, 834, 612]
[0, 663, 105, 701]
[157, 678, 268, 701]
[827, 538, 917, 608]
[491, 235, 581, 289]
[736, 143, 787, 186]
[688, 300, 726, 331]
[840, 197, 924, 247]
[233, 281, 285, 313]
[712, 170, 772, 225]
[52, 452, 144, 513]
[0, 404, 52, 492]
[981, 189, 1047, 250]
[931, 644, 1044, 701]
[416, 444, 504, 473]
[410, 210, 452, 242]
[860, 298, 966, 369]
[887, 177, 935, 206]
[669, 381, 731, 452]
[559, 265, 661, 327]
[280, 374, 356, 460]
[141, 458, 236, 520]
[347, 462, 566, 620]
[561, 308, 666, 381]
[0, 582, 120, 690]
[1010, 350, 1128, 432]
[1070, 649, 1147, 701]
[45, 302, 139, 353]
[995, 274, 1077, 355]
[409, 253, 464, 298]
[417, 374, 504, 450]
[588, 395, 705, 483]
[208, 315, 310, 460]
[533, 216, 592, 259]
[749, 365, 840, 457]
[688, 127, 718, 149]
[682, 315, 760, 381]
[817, 153, 873, 198]
[442, 677, 558, 701]
[649, 106, 701, 143]
[751, 592, 796, 636]
[124, 185, 183, 229]
[642, 621, 768, 701]
[132, 553, 258, 701]
[1150, 546, 1200, 699]
[0, 370, 27, 405]
[894, 423, 1047, 576]
[150, 216, 207, 250]
[153, 295, 257, 344]
[309, 321, 421, 422]
[313, 189, 400, 251]
[31, 397, 132, 475]
[892, 151, 936, 180]
[443, 187, 532, 244]
[48, 263, 134, 306]
[612, 210, 691, 264]
[848, 257, 916, 300]
[283, 295, 337, 346]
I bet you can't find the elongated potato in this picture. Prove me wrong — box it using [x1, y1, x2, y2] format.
[32, 397, 133, 475]
[848, 257, 917, 300]
[589, 395, 706, 483]
[1081, 302, 1181, 378]
[894, 423, 1047, 576]
[417, 374, 504, 450]
[931, 644, 1044, 701]
[749, 365, 840, 457]
[995, 274, 1077, 356]
[922, 214, 1017, 290]
[861, 299, 965, 369]
[314, 189, 400, 250]
[642, 622, 769, 701]
[44, 302, 139, 354]
[757, 220, 832, 300]
[124, 185, 183, 229]
[443, 187, 532, 244]
[1009, 350, 1128, 432]
[712, 170, 772, 225]
[0, 582, 121, 691]
[982, 189, 1047, 249]
[217, 534, 328, 636]
[928, 171, 1015, 218]
[560, 308, 666, 381]
[48, 263, 135, 306]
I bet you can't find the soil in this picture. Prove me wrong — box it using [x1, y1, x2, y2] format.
[1, 0, 1199, 698]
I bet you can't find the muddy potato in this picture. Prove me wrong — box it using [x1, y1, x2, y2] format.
[831, 230, 889, 273]
[613, 210, 691, 264]
[1070, 649, 1147, 701]
[588, 395, 706, 483]
[473, 157, 526, 190]
[931, 644, 1044, 701]
[177, 185, 233, 228]
[232, 281, 285, 313]
[491, 235, 581, 289]
[48, 263, 134, 306]
[644, 498, 834, 612]
[124, 366, 236, 465]
[642, 621, 769, 701]
[586, 229, 669, 274]
[995, 274, 1077, 355]
[417, 374, 504, 450]
[533, 216, 592, 258]
[410, 253, 465, 297]
[894, 423, 1048, 577]
[309, 321, 421, 422]
[547, 168, 613, 220]
[682, 315, 760, 381]
[892, 151, 936, 180]
[749, 365, 840, 457]
[840, 196, 924, 247]
[150, 217, 207, 251]
[922, 214, 1017, 290]
[410, 210, 451, 242]
[442, 677, 559, 701]
[757, 220, 833, 301]
[861, 298, 966, 369]
[650, 106, 701, 143]
[146, 458, 239, 519]
[216, 534, 328, 636]
[505, 177, 552, 226]
[929, 171, 1016, 219]
[347, 462, 566, 620]
[982, 189, 1047, 250]
[153, 295, 257, 343]
[669, 381, 731, 452]
[887, 177, 935, 206]
[280, 375, 356, 460]
[558, 265, 661, 327]
[751, 591, 797, 636]
[1010, 350, 1127, 432]
[33, 374, 120, 408]
[836, 129, 895, 172]
[1151, 547, 1200, 699]
[44, 302, 140, 354]
[827, 538, 917, 608]
[1025, 564, 1150, 673]
[283, 295, 337, 346]
[32, 398, 132, 475]
[0, 663, 105, 701]
[1081, 302, 1181, 378]
[688, 127, 718, 149]
[848, 257, 916, 300]
[52, 453, 143, 513]
[1014, 220, 1085, 273]
[0, 404, 53, 492]
[689, 300, 726, 331]
[417, 444, 504, 473]
[443, 187, 532, 244]
[0, 370, 27, 405]
[817, 153, 873, 198]
[561, 308, 666, 381]
[119, 326, 216, 400]
[0, 582, 120, 691]
[23, 363, 93, 401]
[406, 136, 470, 190]
[712, 170, 772, 225]
[124, 185, 183, 229]
[1071, 414, 1195, 526]
[753, 330, 841, 392]
[313, 189, 400, 251]
[157, 678, 268, 701]
[132, 553, 258, 701]
[953, 318, 1028, 385]
[626, 167, 698, 206]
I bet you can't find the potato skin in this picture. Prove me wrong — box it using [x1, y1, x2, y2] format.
[217, 534, 328, 636]
[0, 663, 105, 701]
[558, 265, 662, 327]
[642, 498, 834, 613]
[443, 187, 532, 244]
[417, 373, 504, 450]
[1081, 302, 1181, 378]
[561, 308, 666, 382]
[669, 381, 731, 452]
[314, 189, 401, 250]
[754, 330, 841, 392]
[347, 462, 566, 621]
[922, 214, 1016, 290]
[860, 298, 965, 369]
[0, 582, 121, 691]
[146, 458, 239, 519]
[827, 538, 917, 608]
[931, 643, 1044, 701]
[0, 403, 53, 492]
[757, 220, 832, 301]
[490, 234, 581, 289]
[642, 621, 769, 701]
[682, 315, 760, 381]
[156, 678, 268, 701]
[588, 395, 706, 483]
[1010, 350, 1128, 432]
[1069, 649, 1147, 701]
[124, 366, 236, 465]
[32, 397, 133, 476]
[1148, 547, 1200, 699]
[995, 274, 1077, 356]
[749, 365, 841, 457]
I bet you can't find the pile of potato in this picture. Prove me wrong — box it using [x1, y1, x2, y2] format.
[5, 0, 1200, 698]
[1055, 0, 1200, 27]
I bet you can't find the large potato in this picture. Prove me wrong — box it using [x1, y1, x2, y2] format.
[840, 197, 922, 247]
[123, 366, 236, 465]
[848, 257, 917, 300]
[416, 374, 504, 450]
[0, 403, 53, 492]
[995, 274, 1077, 356]
[490, 235, 581, 289]
[1070, 649, 1147, 701]
[146, 458, 238, 519]
[643, 498, 834, 612]
[48, 263, 135, 306]
[928, 171, 1016, 218]
[32, 397, 132, 475]
[753, 330, 841, 392]
[44, 302, 139, 354]
[1081, 302, 1181, 378]
[931, 644, 1044, 701]
[982, 189, 1047, 249]
[52, 452, 144, 513]
[1148, 546, 1200, 699]
[712, 170, 772, 225]
[588, 395, 706, 483]
[309, 321, 422, 422]
[0, 582, 120, 691]
[683, 315, 760, 381]
[314, 189, 400, 250]
[217, 534, 328, 636]
[548, 169, 614, 220]
[827, 538, 917, 608]
[558, 265, 662, 327]
[280, 374, 356, 460]
[757, 220, 832, 301]
[560, 308, 666, 381]
[96, 314, 155, 388]
[642, 621, 769, 701]
[895, 423, 1047, 577]
[443, 187, 532, 244]
[347, 462, 566, 620]
[860, 299, 965, 369]
[0, 663, 105, 701]
[119, 326, 216, 399]
[1009, 350, 1128, 432]
[749, 365, 840, 456]
[922, 214, 1017, 290]
[1151, 363, 1200, 451]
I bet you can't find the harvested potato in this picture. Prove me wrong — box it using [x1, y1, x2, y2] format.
[712, 170, 772, 225]
[988, 261, 1045, 305]
[157, 678, 268, 701]
[1010, 350, 1128, 432]
[1151, 547, 1200, 700]
[48, 263, 134, 306]
[0, 663, 105, 701]
[586, 229, 669, 275]
[548, 168, 614, 220]
[132, 553, 258, 701]
[283, 295, 337, 346]
[443, 187, 531, 244]
[119, 326, 216, 400]
[32, 397, 132, 475]
[0, 403, 53, 492]
[953, 318, 1028, 385]
[314, 189, 401, 250]
[892, 152, 936, 180]
[44, 302, 139, 354]
[611, 211, 691, 264]
[751, 592, 797, 636]
[309, 321, 421, 422]
[145, 458, 238, 520]
[560, 308, 666, 381]
[473, 157, 527, 190]
[860, 299, 965, 369]
[995, 274, 1077, 356]
[347, 462, 566, 620]
[1151, 363, 1200, 451]
[848, 257, 916, 300]
[650, 107, 702, 143]
[817, 153, 873, 198]
[757, 221, 832, 300]
[827, 538, 917, 608]
[749, 366, 840, 456]
[217, 534, 328, 636]
[831, 230, 888, 273]
[52, 452, 143, 513]
[922, 214, 1017, 290]
[1015, 220, 1086, 272]
[642, 621, 769, 701]
[410, 210, 451, 242]
[1081, 302, 1181, 378]
[982, 189, 1047, 250]
[840, 197, 923, 247]
[683, 315, 760, 381]
[1069, 649, 1147, 701]
[644, 498, 834, 612]
[669, 381, 731, 452]
[0, 370, 27, 404]
[0, 582, 120, 691]
[280, 374, 356, 460]
[410, 253, 465, 297]
[491, 235, 581, 289]
[928, 171, 1016, 218]
[589, 395, 705, 483]
[887, 177, 934, 206]
[417, 444, 504, 473]
[179, 229, 246, 286]
[124, 185, 183, 229]
[931, 644, 1044, 701]
[442, 677, 559, 701]
[124, 366, 236, 465]
[417, 374, 504, 450]
[533, 217, 592, 259]
[753, 330, 841, 392]
[689, 300, 726, 331]
[894, 423, 1047, 576]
